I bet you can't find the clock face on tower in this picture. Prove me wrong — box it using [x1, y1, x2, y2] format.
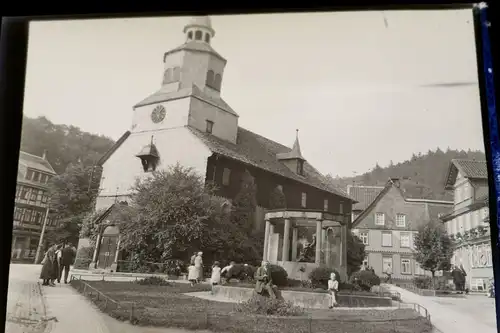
[151, 105, 166, 123]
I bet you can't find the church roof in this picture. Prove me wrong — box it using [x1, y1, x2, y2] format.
[134, 85, 237, 116]
[188, 126, 354, 201]
[18, 151, 56, 175]
[164, 41, 226, 63]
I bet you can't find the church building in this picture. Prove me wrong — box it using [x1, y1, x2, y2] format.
[83, 16, 355, 271]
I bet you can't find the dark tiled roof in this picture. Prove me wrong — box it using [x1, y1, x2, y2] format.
[452, 159, 488, 179]
[134, 85, 237, 116]
[189, 126, 355, 201]
[18, 151, 56, 175]
[347, 185, 384, 210]
[164, 41, 226, 63]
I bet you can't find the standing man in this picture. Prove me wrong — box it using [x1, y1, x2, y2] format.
[59, 243, 76, 284]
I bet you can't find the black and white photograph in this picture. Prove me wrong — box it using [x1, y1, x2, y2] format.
[5, 7, 497, 333]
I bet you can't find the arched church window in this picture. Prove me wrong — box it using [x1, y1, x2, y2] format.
[163, 68, 173, 84]
[206, 70, 215, 87]
[187, 31, 193, 40]
[214, 74, 222, 91]
[205, 34, 210, 43]
[195, 30, 203, 40]
[172, 67, 181, 81]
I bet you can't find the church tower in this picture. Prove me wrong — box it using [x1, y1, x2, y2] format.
[131, 16, 239, 143]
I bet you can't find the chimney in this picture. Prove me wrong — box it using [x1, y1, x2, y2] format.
[42, 150, 48, 160]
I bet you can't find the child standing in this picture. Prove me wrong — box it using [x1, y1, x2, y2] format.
[328, 272, 339, 309]
[211, 261, 222, 295]
[188, 264, 197, 287]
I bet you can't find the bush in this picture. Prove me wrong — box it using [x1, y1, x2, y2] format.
[136, 276, 172, 286]
[73, 246, 93, 269]
[349, 270, 380, 291]
[269, 264, 288, 287]
[413, 276, 432, 290]
[227, 264, 257, 281]
[309, 266, 340, 289]
[162, 259, 185, 276]
[235, 294, 304, 316]
[287, 279, 313, 289]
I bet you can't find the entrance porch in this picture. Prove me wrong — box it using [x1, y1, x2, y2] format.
[263, 209, 349, 281]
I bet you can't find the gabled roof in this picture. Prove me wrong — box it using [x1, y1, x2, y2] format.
[347, 185, 385, 211]
[18, 151, 56, 175]
[133, 85, 237, 116]
[352, 178, 453, 227]
[97, 131, 131, 166]
[189, 126, 355, 201]
[444, 159, 488, 189]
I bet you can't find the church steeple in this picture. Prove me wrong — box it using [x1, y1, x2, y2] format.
[183, 16, 215, 44]
[277, 129, 306, 176]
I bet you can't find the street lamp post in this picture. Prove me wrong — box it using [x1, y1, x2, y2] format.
[34, 204, 50, 264]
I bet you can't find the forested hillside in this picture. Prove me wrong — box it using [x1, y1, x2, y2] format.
[327, 148, 486, 201]
[20, 116, 115, 174]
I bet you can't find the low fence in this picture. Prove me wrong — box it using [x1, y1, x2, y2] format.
[70, 276, 433, 333]
[70, 276, 137, 321]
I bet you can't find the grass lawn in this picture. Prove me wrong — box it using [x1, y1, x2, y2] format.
[71, 280, 433, 333]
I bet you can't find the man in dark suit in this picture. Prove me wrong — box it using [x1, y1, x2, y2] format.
[59, 243, 76, 284]
[254, 261, 276, 298]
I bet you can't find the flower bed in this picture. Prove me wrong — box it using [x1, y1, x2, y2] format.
[70, 279, 433, 333]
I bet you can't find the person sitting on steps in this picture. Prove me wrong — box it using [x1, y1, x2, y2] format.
[254, 261, 276, 298]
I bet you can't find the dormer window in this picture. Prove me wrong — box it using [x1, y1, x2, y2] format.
[136, 139, 160, 173]
[206, 120, 214, 134]
[195, 30, 203, 40]
[297, 160, 304, 176]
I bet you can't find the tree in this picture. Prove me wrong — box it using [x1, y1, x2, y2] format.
[231, 170, 257, 233]
[346, 231, 366, 277]
[115, 164, 263, 269]
[414, 220, 453, 279]
[45, 161, 101, 246]
[269, 185, 287, 209]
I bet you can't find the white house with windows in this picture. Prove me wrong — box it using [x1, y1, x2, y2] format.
[440, 159, 492, 291]
[350, 179, 453, 280]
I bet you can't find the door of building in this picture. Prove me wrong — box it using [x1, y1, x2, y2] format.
[98, 236, 118, 269]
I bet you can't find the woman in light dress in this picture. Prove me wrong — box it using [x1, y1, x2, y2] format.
[194, 251, 204, 283]
[328, 272, 339, 309]
[210, 261, 221, 294]
[188, 264, 197, 286]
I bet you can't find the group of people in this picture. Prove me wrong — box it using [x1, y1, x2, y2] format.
[187, 251, 204, 286]
[39, 242, 76, 286]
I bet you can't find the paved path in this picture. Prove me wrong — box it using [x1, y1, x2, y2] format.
[381, 283, 497, 333]
[6, 264, 210, 333]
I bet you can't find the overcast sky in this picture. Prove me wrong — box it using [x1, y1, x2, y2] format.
[23, 9, 484, 177]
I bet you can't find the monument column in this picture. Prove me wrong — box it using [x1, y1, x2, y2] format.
[291, 227, 298, 261]
[325, 228, 331, 266]
[340, 224, 347, 267]
[263, 219, 271, 261]
[282, 219, 291, 261]
[267, 223, 275, 261]
[315, 220, 323, 264]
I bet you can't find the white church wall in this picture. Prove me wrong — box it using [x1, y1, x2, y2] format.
[99, 126, 212, 200]
[188, 97, 238, 143]
[131, 98, 191, 133]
